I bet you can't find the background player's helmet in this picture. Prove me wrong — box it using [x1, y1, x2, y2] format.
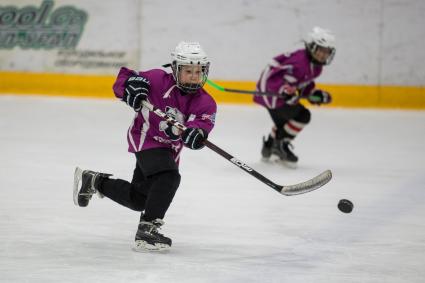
[305, 27, 336, 65]
[171, 41, 210, 93]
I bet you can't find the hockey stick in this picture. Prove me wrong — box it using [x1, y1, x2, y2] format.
[206, 80, 323, 103]
[206, 79, 279, 97]
[141, 100, 332, 196]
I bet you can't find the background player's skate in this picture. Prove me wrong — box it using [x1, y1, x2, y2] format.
[261, 135, 298, 168]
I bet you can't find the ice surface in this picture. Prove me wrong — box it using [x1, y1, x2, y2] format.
[1, 95, 424, 282]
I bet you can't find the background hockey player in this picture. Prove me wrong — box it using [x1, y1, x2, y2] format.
[254, 27, 335, 168]
[73, 42, 217, 251]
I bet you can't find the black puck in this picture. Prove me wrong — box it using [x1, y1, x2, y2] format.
[338, 199, 353, 213]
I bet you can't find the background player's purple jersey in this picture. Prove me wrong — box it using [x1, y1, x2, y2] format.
[253, 49, 322, 109]
[113, 67, 217, 164]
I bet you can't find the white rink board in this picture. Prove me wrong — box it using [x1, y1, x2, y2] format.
[140, 0, 425, 85]
[1, 0, 425, 84]
[0, 96, 424, 282]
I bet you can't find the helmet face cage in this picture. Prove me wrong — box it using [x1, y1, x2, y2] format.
[306, 42, 336, 65]
[170, 41, 210, 93]
[305, 27, 336, 65]
[172, 62, 210, 93]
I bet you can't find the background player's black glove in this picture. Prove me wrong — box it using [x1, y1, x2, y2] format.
[307, 89, 332, 105]
[123, 75, 150, 112]
[182, 127, 208, 150]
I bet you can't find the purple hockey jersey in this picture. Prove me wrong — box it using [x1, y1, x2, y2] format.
[253, 49, 322, 109]
[113, 67, 217, 164]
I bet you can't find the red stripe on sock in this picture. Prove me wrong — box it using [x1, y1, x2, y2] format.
[286, 122, 302, 132]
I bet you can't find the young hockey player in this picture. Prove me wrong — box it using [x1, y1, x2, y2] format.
[73, 41, 217, 251]
[254, 27, 335, 168]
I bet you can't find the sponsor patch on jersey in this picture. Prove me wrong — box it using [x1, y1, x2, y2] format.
[201, 113, 216, 124]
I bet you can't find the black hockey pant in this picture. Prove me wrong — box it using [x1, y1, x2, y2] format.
[98, 148, 181, 221]
[267, 103, 311, 140]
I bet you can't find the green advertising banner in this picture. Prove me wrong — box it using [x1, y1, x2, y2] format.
[0, 0, 87, 49]
[0, 0, 139, 75]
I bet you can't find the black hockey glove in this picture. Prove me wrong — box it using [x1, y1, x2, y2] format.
[123, 75, 150, 112]
[307, 89, 332, 105]
[182, 127, 208, 150]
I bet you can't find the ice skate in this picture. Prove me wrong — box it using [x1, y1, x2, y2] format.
[133, 219, 172, 252]
[261, 135, 274, 161]
[270, 139, 298, 168]
[73, 167, 111, 207]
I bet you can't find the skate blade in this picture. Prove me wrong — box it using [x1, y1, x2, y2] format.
[73, 167, 83, 206]
[133, 240, 170, 252]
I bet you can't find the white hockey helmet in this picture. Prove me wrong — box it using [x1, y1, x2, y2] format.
[305, 27, 336, 65]
[171, 41, 210, 93]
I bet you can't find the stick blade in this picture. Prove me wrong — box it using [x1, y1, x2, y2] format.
[280, 170, 332, 196]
